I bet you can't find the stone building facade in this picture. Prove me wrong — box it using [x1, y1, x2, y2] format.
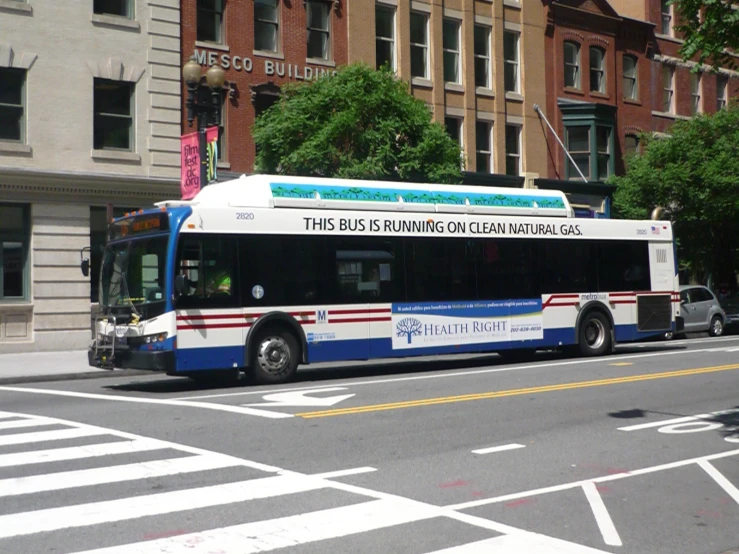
[0, 0, 181, 352]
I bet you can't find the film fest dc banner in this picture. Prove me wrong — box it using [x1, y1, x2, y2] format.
[180, 126, 219, 200]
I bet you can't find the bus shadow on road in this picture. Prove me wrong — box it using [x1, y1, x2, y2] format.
[103, 343, 685, 394]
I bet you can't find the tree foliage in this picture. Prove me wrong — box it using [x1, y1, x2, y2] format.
[252, 63, 463, 183]
[670, 0, 739, 70]
[610, 103, 739, 282]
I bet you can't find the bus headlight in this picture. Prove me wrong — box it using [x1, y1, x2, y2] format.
[143, 332, 168, 344]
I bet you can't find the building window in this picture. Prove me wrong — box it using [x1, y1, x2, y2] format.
[564, 41, 580, 89]
[445, 117, 462, 146]
[197, 0, 224, 44]
[474, 25, 491, 89]
[0, 204, 29, 301]
[623, 55, 638, 101]
[255, 0, 279, 53]
[690, 72, 702, 114]
[564, 123, 613, 181]
[662, 65, 674, 113]
[505, 124, 521, 176]
[307, 1, 331, 60]
[661, 0, 672, 36]
[589, 46, 606, 93]
[475, 121, 492, 173]
[410, 12, 428, 79]
[93, 0, 132, 18]
[624, 134, 640, 157]
[93, 78, 134, 151]
[375, 4, 395, 70]
[717, 75, 728, 110]
[443, 18, 461, 84]
[503, 31, 520, 93]
[566, 126, 590, 180]
[0, 68, 25, 143]
[596, 125, 611, 180]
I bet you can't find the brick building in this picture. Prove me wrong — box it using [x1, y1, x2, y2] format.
[345, 0, 550, 188]
[610, 0, 739, 136]
[181, 0, 348, 174]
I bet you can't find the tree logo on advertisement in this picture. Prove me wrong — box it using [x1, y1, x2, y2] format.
[396, 318, 423, 344]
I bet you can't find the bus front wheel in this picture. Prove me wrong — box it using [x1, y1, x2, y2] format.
[250, 328, 300, 385]
[578, 311, 612, 357]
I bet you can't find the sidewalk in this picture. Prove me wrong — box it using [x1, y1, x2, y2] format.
[0, 350, 146, 385]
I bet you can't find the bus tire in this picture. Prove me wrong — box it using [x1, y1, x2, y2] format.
[577, 310, 612, 357]
[249, 327, 300, 385]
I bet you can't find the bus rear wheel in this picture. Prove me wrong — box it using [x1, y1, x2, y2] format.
[578, 311, 612, 357]
[250, 328, 300, 385]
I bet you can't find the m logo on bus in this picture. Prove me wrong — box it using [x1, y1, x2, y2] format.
[316, 310, 328, 324]
[396, 318, 423, 344]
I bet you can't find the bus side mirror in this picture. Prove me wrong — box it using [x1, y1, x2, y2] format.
[80, 258, 90, 277]
[174, 274, 188, 296]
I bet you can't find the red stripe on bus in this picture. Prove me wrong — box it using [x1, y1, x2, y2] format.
[329, 308, 392, 315]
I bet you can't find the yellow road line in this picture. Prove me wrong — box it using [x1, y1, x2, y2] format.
[295, 363, 739, 419]
[609, 362, 633, 367]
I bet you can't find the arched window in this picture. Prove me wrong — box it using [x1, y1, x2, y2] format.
[564, 41, 580, 89]
[589, 46, 606, 93]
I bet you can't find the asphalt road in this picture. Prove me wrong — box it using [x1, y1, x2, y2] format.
[1, 334, 738, 553]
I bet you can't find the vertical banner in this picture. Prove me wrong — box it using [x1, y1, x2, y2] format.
[205, 125, 219, 185]
[180, 131, 201, 200]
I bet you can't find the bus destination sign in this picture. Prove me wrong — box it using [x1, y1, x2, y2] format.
[109, 213, 169, 241]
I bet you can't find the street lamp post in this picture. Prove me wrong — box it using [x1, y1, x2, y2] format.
[182, 55, 226, 188]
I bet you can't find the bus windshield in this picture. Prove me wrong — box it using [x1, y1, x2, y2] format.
[99, 236, 169, 315]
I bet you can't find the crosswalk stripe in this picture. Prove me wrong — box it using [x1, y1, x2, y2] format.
[0, 454, 243, 497]
[0, 439, 166, 468]
[0, 412, 19, 419]
[422, 534, 611, 553]
[67, 498, 440, 553]
[0, 473, 328, 539]
[0, 418, 56, 431]
[0, 427, 107, 447]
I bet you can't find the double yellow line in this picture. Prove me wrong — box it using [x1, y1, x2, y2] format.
[296, 363, 739, 419]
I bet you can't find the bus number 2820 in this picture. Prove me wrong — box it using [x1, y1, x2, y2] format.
[236, 212, 255, 220]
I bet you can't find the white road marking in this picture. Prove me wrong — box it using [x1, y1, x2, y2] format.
[0, 454, 242, 497]
[177, 337, 739, 401]
[698, 460, 739, 505]
[618, 408, 739, 431]
[471, 443, 526, 455]
[243, 387, 356, 408]
[0, 410, 612, 551]
[66, 498, 440, 554]
[0, 411, 20, 419]
[310, 466, 377, 479]
[0, 439, 166, 468]
[0, 417, 56, 430]
[0, 473, 328, 539]
[0, 427, 107, 446]
[581, 482, 622, 547]
[0, 386, 295, 419]
[422, 534, 612, 553]
[446, 448, 739, 511]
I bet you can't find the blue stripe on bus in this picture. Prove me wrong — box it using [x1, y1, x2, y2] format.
[169, 323, 671, 373]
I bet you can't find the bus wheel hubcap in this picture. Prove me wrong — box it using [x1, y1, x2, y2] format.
[257, 337, 289, 374]
[585, 319, 605, 349]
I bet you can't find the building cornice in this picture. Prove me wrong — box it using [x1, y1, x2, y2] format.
[0, 167, 179, 203]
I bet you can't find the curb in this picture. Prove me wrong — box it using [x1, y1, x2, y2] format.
[0, 369, 153, 386]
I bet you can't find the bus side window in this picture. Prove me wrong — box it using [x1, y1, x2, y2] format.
[329, 237, 403, 304]
[405, 237, 476, 302]
[174, 235, 239, 309]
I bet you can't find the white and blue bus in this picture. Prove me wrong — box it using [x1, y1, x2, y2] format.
[85, 174, 683, 384]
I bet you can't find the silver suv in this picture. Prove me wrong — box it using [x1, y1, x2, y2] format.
[677, 284, 726, 337]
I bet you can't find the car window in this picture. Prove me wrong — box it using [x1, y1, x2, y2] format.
[680, 290, 690, 304]
[696, 288, 714, 302]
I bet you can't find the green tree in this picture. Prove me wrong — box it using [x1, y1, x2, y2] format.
[610, 103, 739, 283]
[670, 0, 739, 70]
[252, 63, 463, 183]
